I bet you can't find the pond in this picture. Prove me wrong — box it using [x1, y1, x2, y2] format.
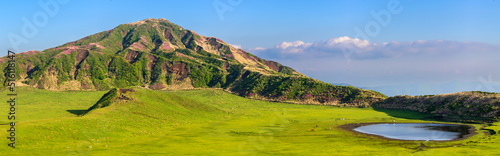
[353, 123, 472, 141]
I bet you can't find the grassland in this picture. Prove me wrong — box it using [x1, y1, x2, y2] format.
[0, 87, 499, 155]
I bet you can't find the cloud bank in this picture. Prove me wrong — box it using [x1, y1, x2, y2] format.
[249, 36, 498, 60]
[247, 37, 500, 88]
[230, 44, 242, 49]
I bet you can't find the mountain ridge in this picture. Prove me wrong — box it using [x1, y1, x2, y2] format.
[373, 91, 500, 121]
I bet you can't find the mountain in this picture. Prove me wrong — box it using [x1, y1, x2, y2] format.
[0, 18, 386, 106]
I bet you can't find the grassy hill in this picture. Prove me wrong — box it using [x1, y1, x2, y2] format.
[0, 87, 499, 155]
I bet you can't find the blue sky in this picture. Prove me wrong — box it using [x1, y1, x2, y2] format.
[1, 0, 499, 95]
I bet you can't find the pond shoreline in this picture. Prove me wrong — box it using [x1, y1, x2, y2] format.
[338, 122, 477, 142]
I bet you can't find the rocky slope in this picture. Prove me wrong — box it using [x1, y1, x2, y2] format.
[0, 18, 386, 105]
[373, 91, 500, 120]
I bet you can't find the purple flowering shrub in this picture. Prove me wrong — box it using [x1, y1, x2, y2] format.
[161, 42, 172, 51]
[81, 81, 91, 90]
[59, 46, 79, 55]
[150, 82, 165, 90]
[129, 42, 146, 51]
[236, 49, 257, 62]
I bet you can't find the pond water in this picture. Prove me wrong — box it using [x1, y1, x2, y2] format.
[353, 123, 471, 141]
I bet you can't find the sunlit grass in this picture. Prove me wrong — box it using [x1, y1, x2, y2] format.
[0, 87, 498, 155]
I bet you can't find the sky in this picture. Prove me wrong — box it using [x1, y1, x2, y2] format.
[1, 0, 499, 95]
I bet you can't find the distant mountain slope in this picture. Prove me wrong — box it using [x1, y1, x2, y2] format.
[373, 91, 500, 121]
[0, 18, 386, 105]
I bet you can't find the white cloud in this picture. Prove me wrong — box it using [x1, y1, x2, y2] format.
[249, 47, 266, 51]
[271, 41, 313, 53]
[275, 41, 311, 49]
[325, 36, 371, 48]
[230, 44, 242, 49]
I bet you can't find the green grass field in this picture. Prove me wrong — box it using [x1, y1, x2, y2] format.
[0, 87, 499, 155]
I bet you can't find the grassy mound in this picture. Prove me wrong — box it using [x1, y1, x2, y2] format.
[83, 88, 119, 115]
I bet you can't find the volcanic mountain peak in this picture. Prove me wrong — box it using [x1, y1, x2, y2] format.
[54, 18, 298, 76]
[126, 18, 170, 25]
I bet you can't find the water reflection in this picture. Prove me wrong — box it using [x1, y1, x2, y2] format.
[353, 123, 471, 141]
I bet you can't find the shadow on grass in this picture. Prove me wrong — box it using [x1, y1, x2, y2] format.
[67, 110, 87, 116]
[482, 128, 497, 135]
